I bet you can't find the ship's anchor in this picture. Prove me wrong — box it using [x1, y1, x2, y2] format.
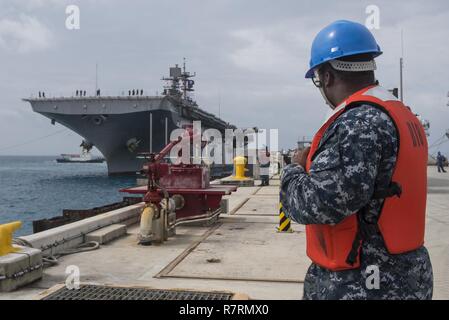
[126, 138, 141, 153]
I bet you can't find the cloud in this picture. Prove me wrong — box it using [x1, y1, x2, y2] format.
[0, 14, 53, 53]
[230, 28, 295, 73]
[24, 0, 63, 8]
[228, 18, 312, 76]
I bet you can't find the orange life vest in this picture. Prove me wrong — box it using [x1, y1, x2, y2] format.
[305, 85, 428, 271]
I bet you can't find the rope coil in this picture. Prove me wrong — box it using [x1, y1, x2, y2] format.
[13, 238, 100, 267]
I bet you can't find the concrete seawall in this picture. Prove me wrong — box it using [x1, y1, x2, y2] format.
[18, 203, 144, 256]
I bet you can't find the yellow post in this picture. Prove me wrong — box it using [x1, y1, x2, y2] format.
[220, 156, 254, 186]
[277, 199, 293, 233]
[0, 221, 22, 256]
[233, 156, 247, 179]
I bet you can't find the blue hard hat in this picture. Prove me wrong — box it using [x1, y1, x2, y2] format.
[305, 20, 382, 78]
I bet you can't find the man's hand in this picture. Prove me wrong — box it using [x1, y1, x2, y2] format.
[293, 147, 310, 168]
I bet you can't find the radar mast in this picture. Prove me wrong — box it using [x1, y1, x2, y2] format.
[162, 58, 196, 102]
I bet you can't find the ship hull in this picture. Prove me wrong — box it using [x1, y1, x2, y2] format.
[40, 109, 176, 174]
[26, 96, 234, 175]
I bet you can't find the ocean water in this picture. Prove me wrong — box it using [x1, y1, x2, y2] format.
[0, 156, 137, 236]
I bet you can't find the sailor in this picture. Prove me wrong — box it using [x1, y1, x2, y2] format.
[259, 147, 270, 186]
[282, 151, 291, 166]
[280, 20, 433, 300]
[437, 151, 447, 173]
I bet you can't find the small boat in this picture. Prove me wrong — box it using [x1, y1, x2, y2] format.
[57, 140, 105, 163]
[56, 153, 105, 163]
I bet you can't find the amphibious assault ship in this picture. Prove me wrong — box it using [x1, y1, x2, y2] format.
[24, 62, 236, 175]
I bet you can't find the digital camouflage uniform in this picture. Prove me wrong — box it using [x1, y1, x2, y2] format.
[280, 104, 433, 300]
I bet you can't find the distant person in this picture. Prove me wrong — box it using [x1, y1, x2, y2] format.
[76, 90, 79, 97]
[128, 90, 131, 96]
[42, 92, 45, 98]
[38, 91, 41, 98]
[141, 89, 144, 96]
[437, 151, 447, 173]
[132, 89, 135, 96]
[283, 153, 291, 165]
[259, 148, 270, 186]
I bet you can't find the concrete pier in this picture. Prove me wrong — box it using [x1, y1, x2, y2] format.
[1, 168, 448, 300]
[424, 168, 449, 300]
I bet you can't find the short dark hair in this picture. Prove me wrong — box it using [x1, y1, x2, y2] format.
[318, 53, 376, 85]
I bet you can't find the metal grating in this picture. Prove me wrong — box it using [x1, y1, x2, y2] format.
[42, 284, 233, 300]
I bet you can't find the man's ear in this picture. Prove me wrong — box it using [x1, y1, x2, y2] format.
[323, 70, 334, 88]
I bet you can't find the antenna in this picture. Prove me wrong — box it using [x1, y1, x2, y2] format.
[183, 57, 187, 99]
[399, 30, 404, 102]
[95, 62, 98, 92]
[181, 57, 195, 101]
[218, 91, 221, 118]
[162, 59, 195, 101]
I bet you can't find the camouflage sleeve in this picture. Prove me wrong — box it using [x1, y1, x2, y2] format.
[280, 109, 385, 225]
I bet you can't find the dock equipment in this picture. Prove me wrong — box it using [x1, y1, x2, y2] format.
[0, 221, 43, 292]
[0, 221, 22, 256]
[234, 156, 247, 179]
[277, 201, 293, 233]
[37, 283, 249, 300]
[220, 156, 255, 186]
[121, 126, 237, 244]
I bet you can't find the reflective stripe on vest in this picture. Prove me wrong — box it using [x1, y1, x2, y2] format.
[305, 85, 427, 271]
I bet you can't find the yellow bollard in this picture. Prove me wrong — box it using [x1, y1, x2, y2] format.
[220, 156, 254, 186]
[233, 156, 247, 179]
[0, 221, 22, 256]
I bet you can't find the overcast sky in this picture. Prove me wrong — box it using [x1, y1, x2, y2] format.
[1, 0, 449, 156]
